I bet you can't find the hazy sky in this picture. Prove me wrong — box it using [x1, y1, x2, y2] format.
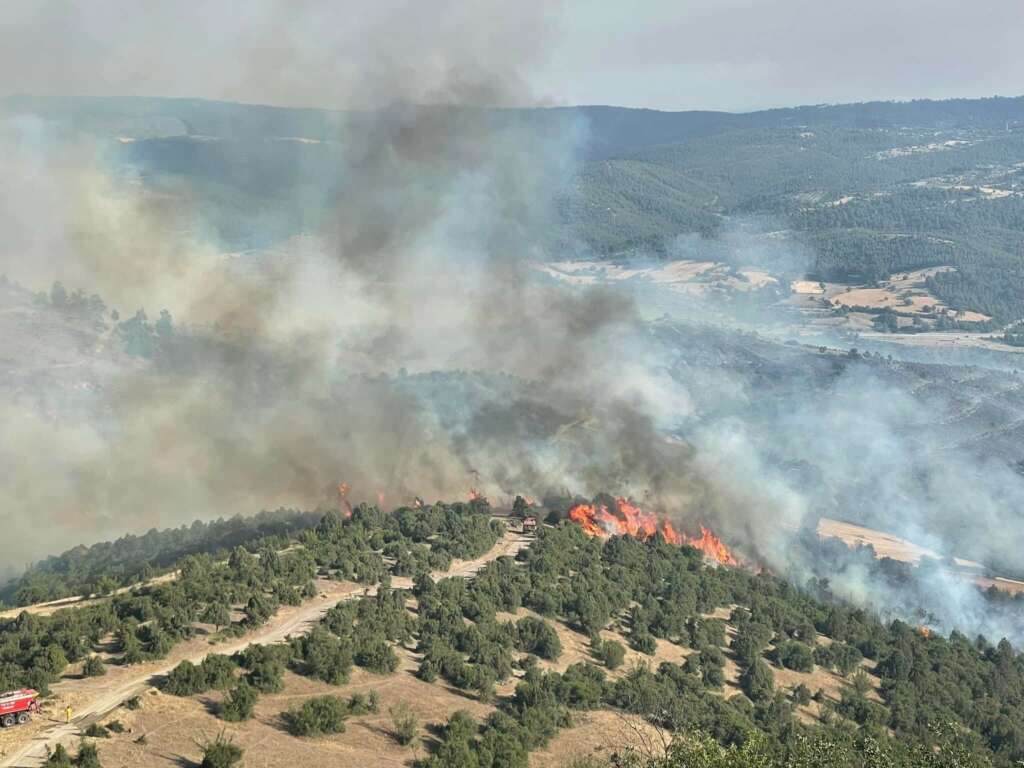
[546, 0, 1024, 110]
[1, 0, 1022, 112]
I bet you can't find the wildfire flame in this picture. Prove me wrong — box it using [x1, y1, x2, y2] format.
[687, 525, 738, 566]
[567, 497, 737, 566]
[337, 482, 353, 518]
[468, 488, 487, 503]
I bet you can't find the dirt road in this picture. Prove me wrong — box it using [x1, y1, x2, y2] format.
[0, 573, 181, 622]
[0, 530, 529, 767]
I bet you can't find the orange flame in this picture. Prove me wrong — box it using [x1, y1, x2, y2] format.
[689, 525, 739, 566]
[567, 498, 737, 566]
[918, 626, 932, 638]
[337, 482, 353, 518]
[569, 503, 609, 537]
[468, 488, 488, 503]
[660, 519, 685, 546]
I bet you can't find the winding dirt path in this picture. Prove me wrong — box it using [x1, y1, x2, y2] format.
[0, 572, 182, 621]
[0, 530, 529, 767]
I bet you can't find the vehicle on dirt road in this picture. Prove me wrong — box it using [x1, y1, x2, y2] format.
[0, 689, 40, 727]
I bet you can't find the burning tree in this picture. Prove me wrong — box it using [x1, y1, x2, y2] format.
[566, 496, 737, 566]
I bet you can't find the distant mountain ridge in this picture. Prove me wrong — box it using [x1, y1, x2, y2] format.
[5, 92, 1024, 156]
[5, 93, 1024, 323]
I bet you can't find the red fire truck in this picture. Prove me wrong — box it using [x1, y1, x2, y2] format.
[0, 689, 40, 728]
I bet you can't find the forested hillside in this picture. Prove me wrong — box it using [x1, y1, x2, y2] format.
[6, 501, 1024, 767]
[562, 106, 1024, 323]
[0, 509, 322, 607]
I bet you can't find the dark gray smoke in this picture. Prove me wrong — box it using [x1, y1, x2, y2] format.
[2, 1, 1023, 645]
[0, 1, 681, 569]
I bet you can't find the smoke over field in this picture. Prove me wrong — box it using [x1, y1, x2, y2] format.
[2, 2, 1024, 642]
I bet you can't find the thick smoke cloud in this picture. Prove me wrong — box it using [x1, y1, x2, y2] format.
[2, 1, 1024, 646]
[0, 0, 680, 568]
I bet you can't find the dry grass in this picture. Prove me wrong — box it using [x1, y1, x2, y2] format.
[530, 710, 666, 767]
[87, 642, 682, 768]
[1, 531, 530, 767]
[817, 519, 941, 565]
[973, 576, 1024, 595]
[75, 608, 890, 768]
[538, 259, 778, 297]
[814, 518, 1024, 600]
[828, 268, 991, 322]
[92, 656, 497, 768]
[791, 281, 825, 295]
[495, 607, 688, 682]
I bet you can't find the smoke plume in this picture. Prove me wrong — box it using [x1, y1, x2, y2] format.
[2, 1, 1024, 644]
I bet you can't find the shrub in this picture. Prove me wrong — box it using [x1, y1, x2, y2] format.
[696, 647, 729, 688]
[120, 632, 145, 666]
[219, 681, 257, 722]
[75, 740, 102, 768]
[792, 683, 812, 706]
[346, 691, 379, 715]
[82, 656, 107, 677]
[201, 601, 232, 630]
[298, 627, 352, 685]
[418, 659, 439, 682]
[703, 663, 726, 689]
[199, 731, 243, 768]
[479, 711, 528, 766]
[140, 625, 173, 659]
[83, 724, 109, 739]
[107, 720, 125, 733]
[353, 635, 399, 674]
[124, 696, 142, 711]
[832, 642, 864, 676]
[739, 659, 774, 702]
[286, 695, 348, 737]
[597, 639, 625, 670]
[246, 655, 285, 693]
[515, 617, 562, 661]
[850, 670, 873, 696]
[771, 641, 814, 673]
[243, 594, 276, 626]
[367, 690, 381, 713]
[389, 701, 419, 746]
[631, 631, 657, 656]
[431, 710, 479, 764]
[689, 618, 727, 649]
[200, 655, 238, 691]
[732, 622, 773, 668]
[163, 660, 206, 696]
[44, 744, 72, 767]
